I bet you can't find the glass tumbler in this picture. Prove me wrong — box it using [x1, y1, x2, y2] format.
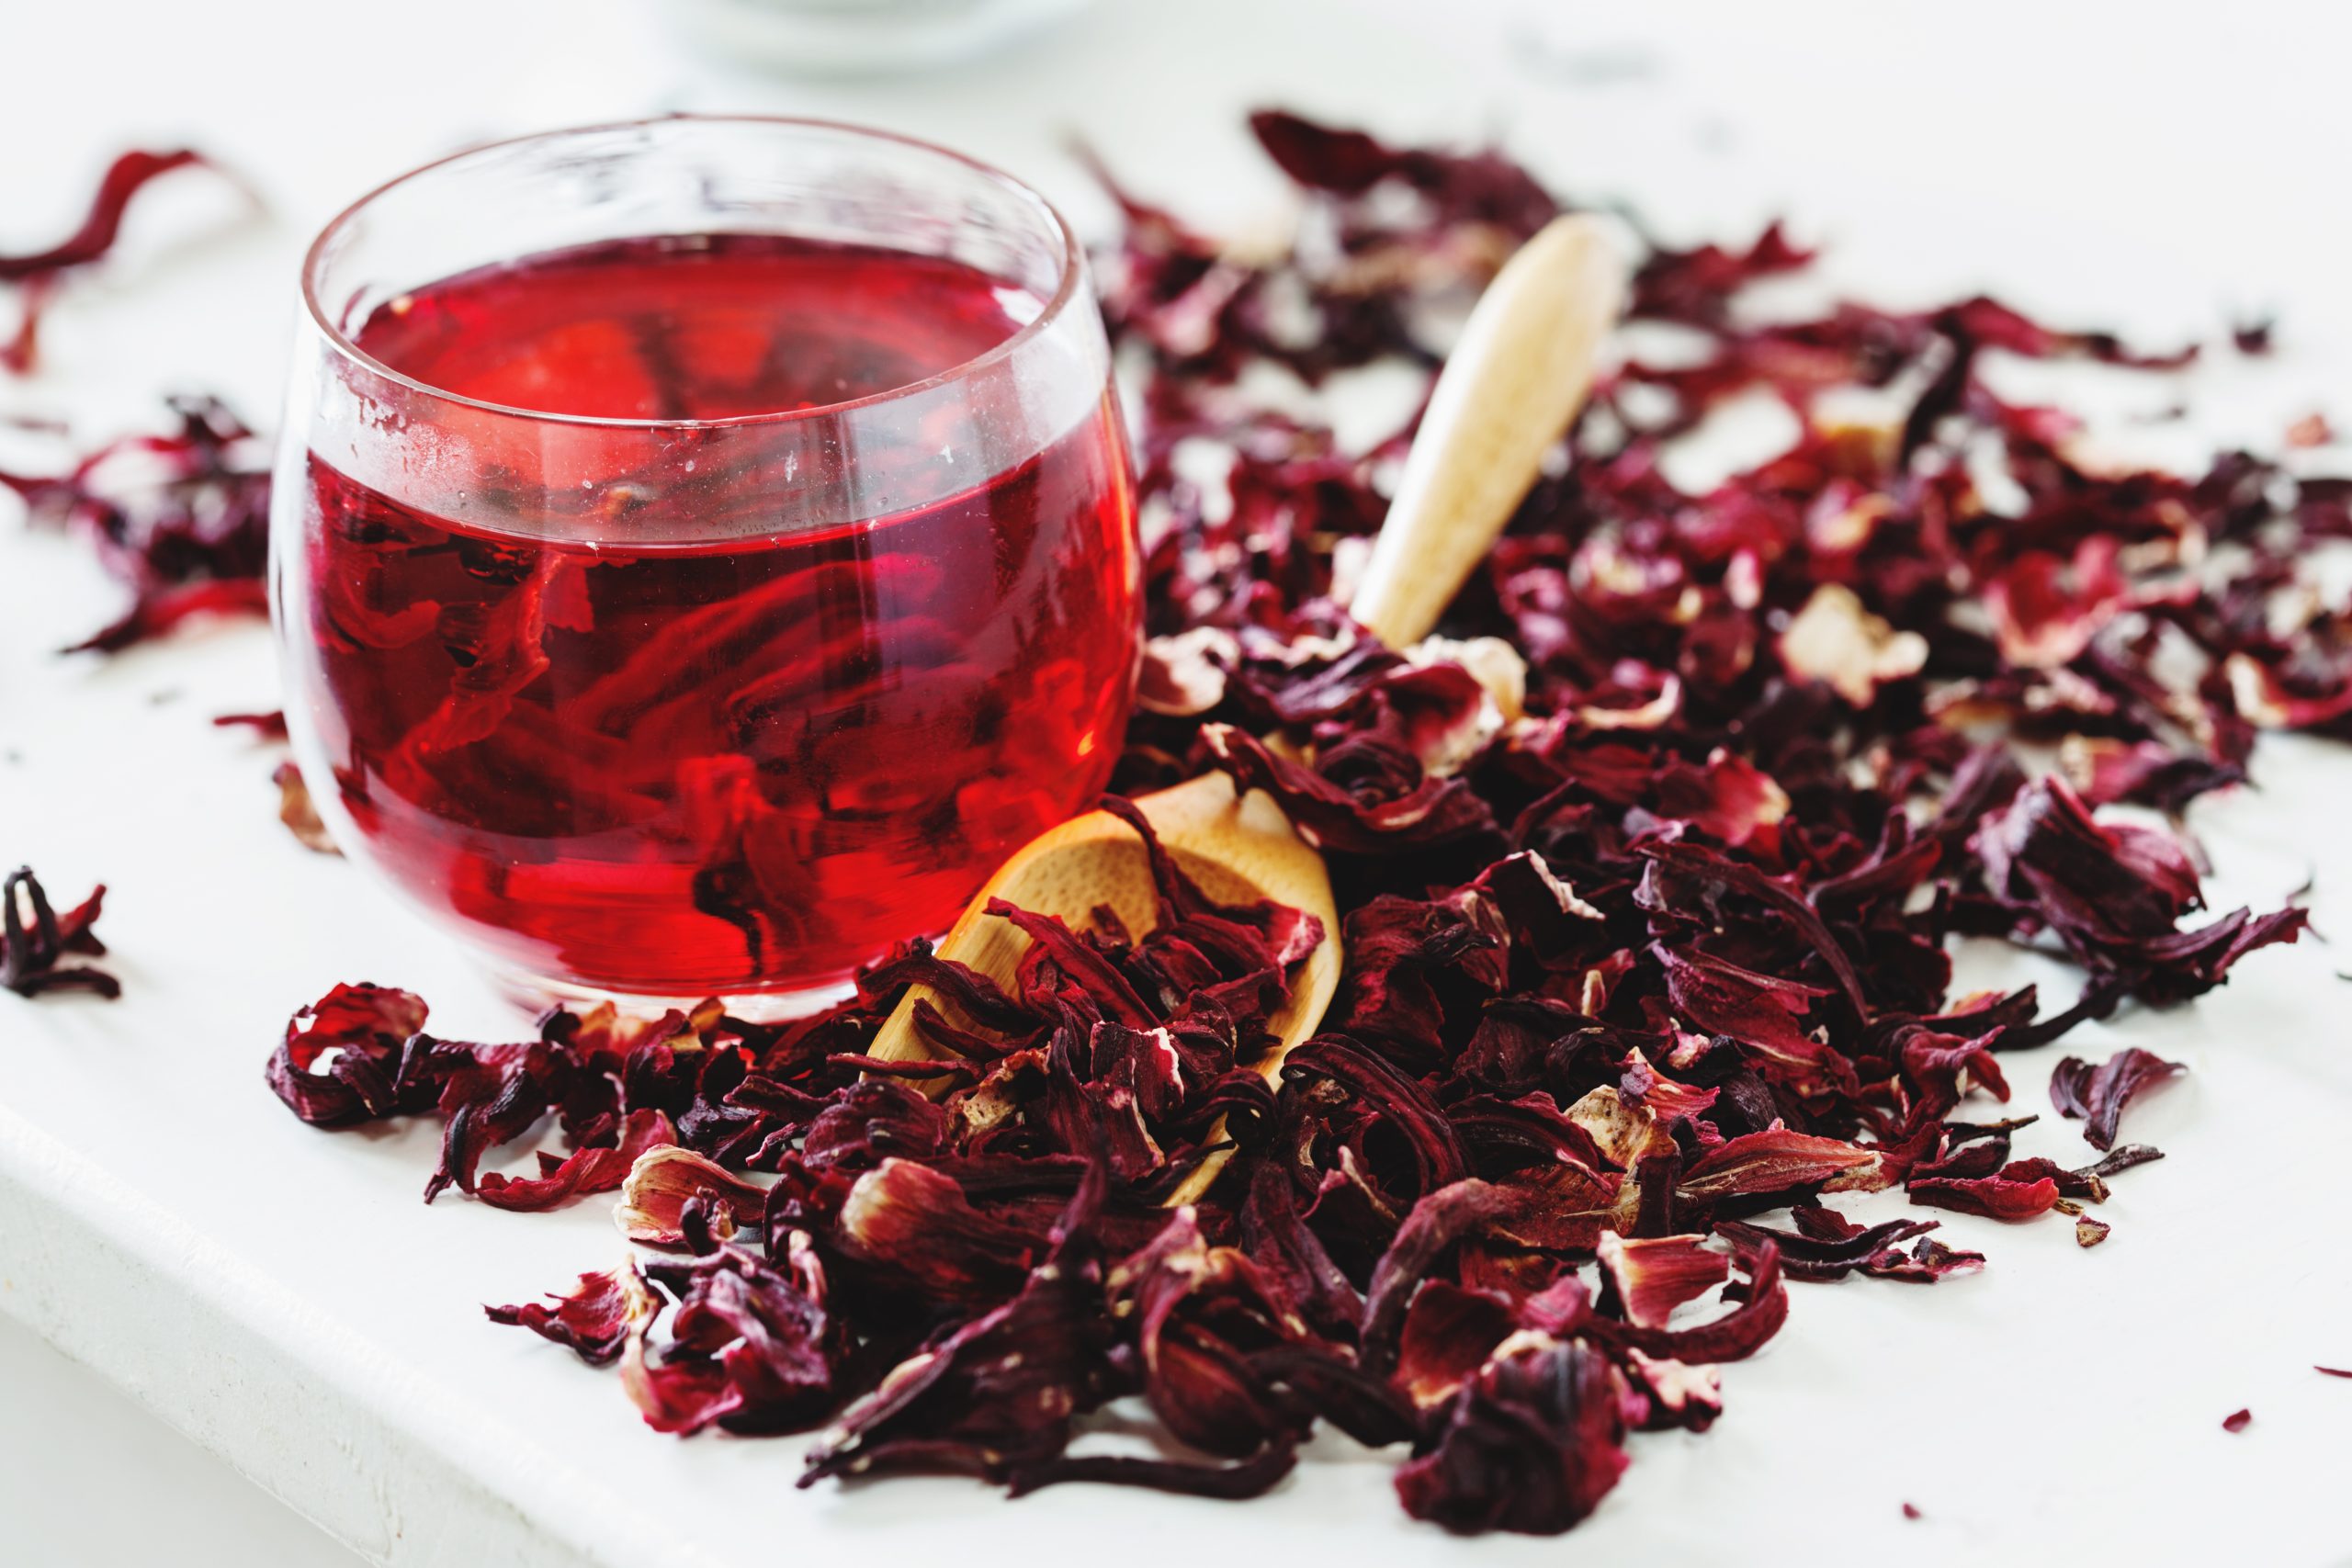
[272, 117, 1140, 1012]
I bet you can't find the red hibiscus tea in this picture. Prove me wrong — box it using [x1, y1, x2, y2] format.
[276, 120, 1139, 1003]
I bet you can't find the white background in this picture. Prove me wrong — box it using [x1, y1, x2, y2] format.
[2, 2, 2349, 1564]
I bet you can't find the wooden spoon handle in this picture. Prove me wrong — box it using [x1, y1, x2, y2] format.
[1347, 213, 1631, 649]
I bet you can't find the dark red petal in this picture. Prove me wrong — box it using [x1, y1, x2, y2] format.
[61, 576, 270, 654]
[799, 1159, 1114, 1483]
[2, 867, 119, 999]
[1906, 1173, 2063, 1221]
[1652, 946, 1855, 1101]
[266, 982, 430, 1125]
[2049, 1048, 2187, 1150]
[833, 1158, 1040, 1303]
[1395, 1337, 1627, 1535]
[1586, 1242, 1790, 1365]
[1361, 1179, 1519, 1375]
[1009, 1440, 1298, 1500]
[475, 1109, 675, 1213]
[616, 1146, 769, 1245]
[272, 761, 339, 855]
[1595, 1235, 1731, 1328]
[1393, 1280, 1517, 1408]
[1714, 1212, 1944, 1282]
[212, 709, 289, 739]
[1678, 1129, 1882, 1202]
[0, 150, 212, 279]
[1861, 1237, 1987, 1281]
[485, 1265, 650, 1366]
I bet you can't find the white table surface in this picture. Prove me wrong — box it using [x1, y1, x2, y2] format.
[4, 3, 2349, 1564]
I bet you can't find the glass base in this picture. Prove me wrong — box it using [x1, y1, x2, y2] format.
[484, 964, 857, 1024]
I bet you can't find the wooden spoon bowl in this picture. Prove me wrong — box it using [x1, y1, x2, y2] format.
[865, 768, 1341, 1205]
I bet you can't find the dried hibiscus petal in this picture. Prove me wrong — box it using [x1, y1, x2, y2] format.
[2061, 737, 2243, 814]
[2049, 1048, 2186, 1151]
[1360, 1179, 1520, 1375]
[476, 1109, 676, 1213]
[486, 1264, 652, 1366]
[1393, 1280, 1517, 1409]
[265, 983, 430, 1125]
[1202, 723, 1496, 852]
[616, 1145, 769, 1245]
[272, 761, 339, 855]
[1613, 1347, 1723, 1431]
[798, 1162, 1114, 1483]
[424, 1040, 572, 1202]
[2, 151, 211, 279]
[1137, 626, 1239, 716]
[1238, 1161, 1363, 1342]
[1395, 1336, 1628, 1535]
[1585, 1242, 1791, 1366]
[1652, 947, 1854, 1103]
[1008, 1440, 1300, 1500]
[831, 1157, 1039, 1304]
[1905, 1169, 2062, 1222]
[1860, 1236, 1986, 1282]
[6, 398, 273, 654]
[1676, 1129, 1882, 1203]
[1713, 1206, 1962, 1284]
[1594, 1234, 1731, 1327]
[628, 1232, 843, 1435]
[1108, 1208, 1309, 1458]
[1, 150, 226, 374]
[212, 709, 288, 739]
[1973, 781, 2305, 1000]
[2, 867, 117, 998]
[62, 577, 269, 654]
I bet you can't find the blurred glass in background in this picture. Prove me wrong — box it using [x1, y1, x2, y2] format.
[666, 0, 1100, 74]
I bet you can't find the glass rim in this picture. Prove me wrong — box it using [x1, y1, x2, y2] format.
[300, 113, 1089, 434]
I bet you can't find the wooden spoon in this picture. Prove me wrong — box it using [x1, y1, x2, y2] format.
[865, 213, 1631, 1207]
[1348, 212, 1631, 649]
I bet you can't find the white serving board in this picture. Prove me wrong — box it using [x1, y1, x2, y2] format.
[4, 4, 2349, 1564]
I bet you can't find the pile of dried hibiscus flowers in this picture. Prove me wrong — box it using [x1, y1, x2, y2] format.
[250, 112, 2347, 1531]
